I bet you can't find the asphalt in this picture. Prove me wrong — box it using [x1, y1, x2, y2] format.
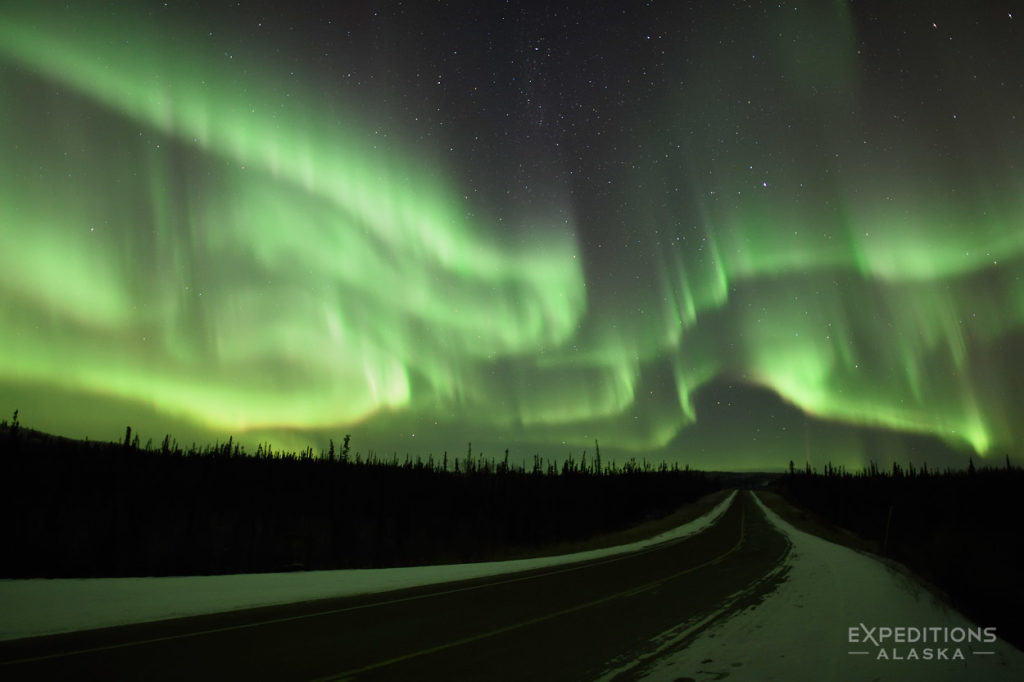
[0, 491, 791, 681]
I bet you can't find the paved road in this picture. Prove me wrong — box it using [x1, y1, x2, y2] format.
[0, 492, 790, 681]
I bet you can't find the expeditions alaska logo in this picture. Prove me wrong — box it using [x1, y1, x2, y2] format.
[847, 624, 997, 661]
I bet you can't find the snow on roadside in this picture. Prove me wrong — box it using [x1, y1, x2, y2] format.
[630, 492, 1024, 682]
[0, 492, 736, 641]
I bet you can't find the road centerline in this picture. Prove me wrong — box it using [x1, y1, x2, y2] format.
[1, 494, 738, 668]
[311, 509, 747, 681]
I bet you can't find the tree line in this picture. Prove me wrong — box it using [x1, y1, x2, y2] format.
[1, 412, 720, 578]
[776, 457, 1024, 648]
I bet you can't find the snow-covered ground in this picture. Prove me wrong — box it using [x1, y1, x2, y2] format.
[610, 492, 1024, 682]
[0, 491, 736, 641]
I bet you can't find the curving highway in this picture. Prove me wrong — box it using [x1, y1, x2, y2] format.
[0, 491, 790, 681]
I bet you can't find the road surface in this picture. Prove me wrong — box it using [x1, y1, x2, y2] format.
[0, 491, 790, 680]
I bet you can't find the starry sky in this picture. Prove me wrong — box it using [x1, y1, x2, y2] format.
[1, 1, 1022, 470]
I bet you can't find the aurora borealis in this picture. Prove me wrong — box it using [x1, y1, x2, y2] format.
[1, 2, 1022, 469]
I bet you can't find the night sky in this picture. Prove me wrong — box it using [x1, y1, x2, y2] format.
[1, 1, 1022, 470]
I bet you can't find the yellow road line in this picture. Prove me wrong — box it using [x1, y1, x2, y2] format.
[1, 493, 738, 668]
[314, 508, 747, 681]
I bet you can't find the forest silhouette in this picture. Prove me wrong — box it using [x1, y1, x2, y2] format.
[1, 411, 719, 578]
[775, 458, 1024, 648]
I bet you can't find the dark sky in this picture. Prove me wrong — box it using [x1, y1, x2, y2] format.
[1, 1, 1022, 469]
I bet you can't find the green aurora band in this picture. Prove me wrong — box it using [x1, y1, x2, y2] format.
[1, 7, 1022, 466]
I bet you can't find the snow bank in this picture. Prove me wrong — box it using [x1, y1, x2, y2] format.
[621, 492, 1024, 681]
[0, 491, 736, 641]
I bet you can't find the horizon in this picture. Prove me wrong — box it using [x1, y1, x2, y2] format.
[4, 407, 1007, 476]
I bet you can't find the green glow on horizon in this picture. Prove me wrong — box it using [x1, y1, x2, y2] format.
[1, 5, 1022, 466]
